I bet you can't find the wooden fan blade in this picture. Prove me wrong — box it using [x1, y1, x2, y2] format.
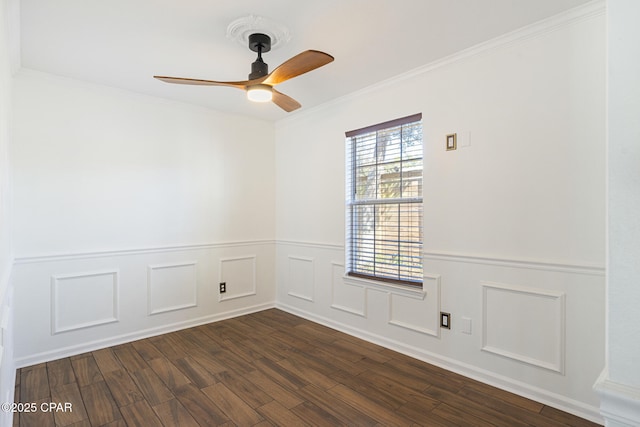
[271, 89, 301, 112]
[262, 50, 334, 86]
[154, 75, 266, 89]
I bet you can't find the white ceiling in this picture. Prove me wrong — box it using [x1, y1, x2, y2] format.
[19, 0, 591, 121]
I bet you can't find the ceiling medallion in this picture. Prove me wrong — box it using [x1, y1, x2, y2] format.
[226, 15, 291, 51]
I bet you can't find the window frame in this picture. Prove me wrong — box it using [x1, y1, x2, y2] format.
[345, 113, 424, 288]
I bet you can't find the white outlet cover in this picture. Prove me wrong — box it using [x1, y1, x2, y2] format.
[461, 316, 472, 334]
[459, 131, 471, 148]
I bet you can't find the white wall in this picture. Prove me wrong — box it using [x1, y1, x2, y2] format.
[595, 0, 640, 425]
[11, 70, 277, 364]
[275, 5, 605, 423]
[0, 0, 17, 424]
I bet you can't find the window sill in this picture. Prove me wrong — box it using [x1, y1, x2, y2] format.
[343, 274, 426, 300]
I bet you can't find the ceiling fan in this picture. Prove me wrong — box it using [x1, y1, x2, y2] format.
[154, 33, 334, 112]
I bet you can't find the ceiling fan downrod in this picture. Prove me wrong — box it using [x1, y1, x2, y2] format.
[248, 33, 271, 80]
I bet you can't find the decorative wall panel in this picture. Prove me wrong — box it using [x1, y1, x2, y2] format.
[219, 256, 256, 302]
[482, 281, 565, 373]
[330, 262, 366, 316]
[51, 270, 119, 334]
[287, 256, 314, 301]
[148, 262, 197, 315]
[388, 274, 440, 337]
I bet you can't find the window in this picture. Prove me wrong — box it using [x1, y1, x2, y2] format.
[345, 113, 423, 286]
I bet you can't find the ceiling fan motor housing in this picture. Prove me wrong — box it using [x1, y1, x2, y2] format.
[248, 33, 271, 79]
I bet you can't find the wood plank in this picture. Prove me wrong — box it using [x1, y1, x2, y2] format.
[20, 365, 50, 401]
[178, 327, 223, 351]
[17, 397, 55, 427]
[268, 330, 317, 353]
[101, 420, 127, 427]
[328, 383, 417, 426]
[244, 369, 303, 409]
[173, 357, 218, 388]
[255, 309, 306, 327]
[119, 400, 164, 427]
[257, 400, 309, 426]
[332, 338, 393, 363]
[456, 386, 568, 427]
[70, 356, 102, 387]
[355, 368, 440, 409]
[46, 358, 75, 391]
[297, 384, 378, 426]
[387, 351, 467, 393]
[215, 370, 273, 409]
[423, 385, 531, 427]
[92, 348, 123, 375]
[152, 398, 200, 427]
[80, 380, 122, 426]
[290, 400, 346, 427]
[130, 339, 164, 362]
[147, 335, 188, 361]
[236, 312, 279, 336]
[238, 335, 291, 362]
[49, 382, 89, 426]
[276, 357, 337, 390]
[148, 357, 191, 392]
[201, 382, 264, 426]
[64, 419, 92, 427]
[252, 357, 308, 390]
[285, 347, 342, 378]
[130, 368, 174, 406]
[293, 322, 340, 344]
[190, 325, 227, 347]
[462, 380, 544, 413]
[165, 332, 199, 355]
[102, 369, 145, 407]
[306, 346, 368, 375]
[220, 338, 265, 363]
[174, 383, 229, 426]
[222, 316, 266, 338]
[112, 344, 149, 373]
[207, 348, 256, 375]
[189, 349, 228, 375]
[20, 362, 46, 372]
[69, 352, 92, 361]
[396, 401, 456, 427]
[330, 369, 407, 410]
[216, 340, 255, 366]
[432, 402, 497, 427]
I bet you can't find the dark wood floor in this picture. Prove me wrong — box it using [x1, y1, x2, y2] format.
[14, 309, 601, 426]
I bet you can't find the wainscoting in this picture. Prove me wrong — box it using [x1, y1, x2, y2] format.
[12, 241, 276, 368]
[9, 238, 606, 423]
[275, 240, 605, 424]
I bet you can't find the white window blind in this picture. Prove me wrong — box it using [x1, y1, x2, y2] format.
[345, 113, 423, 286]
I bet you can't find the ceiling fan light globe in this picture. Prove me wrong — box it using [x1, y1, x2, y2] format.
[247, 84, 273, 102]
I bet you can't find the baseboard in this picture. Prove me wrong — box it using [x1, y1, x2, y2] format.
[594, 370, 640, 426]
[276, 302, 604, 425]
[14, 302, 275, 368]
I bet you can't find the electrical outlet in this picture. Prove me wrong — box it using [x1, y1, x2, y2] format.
[219, 282, 226, 293]
[440, 312, 451, 329]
